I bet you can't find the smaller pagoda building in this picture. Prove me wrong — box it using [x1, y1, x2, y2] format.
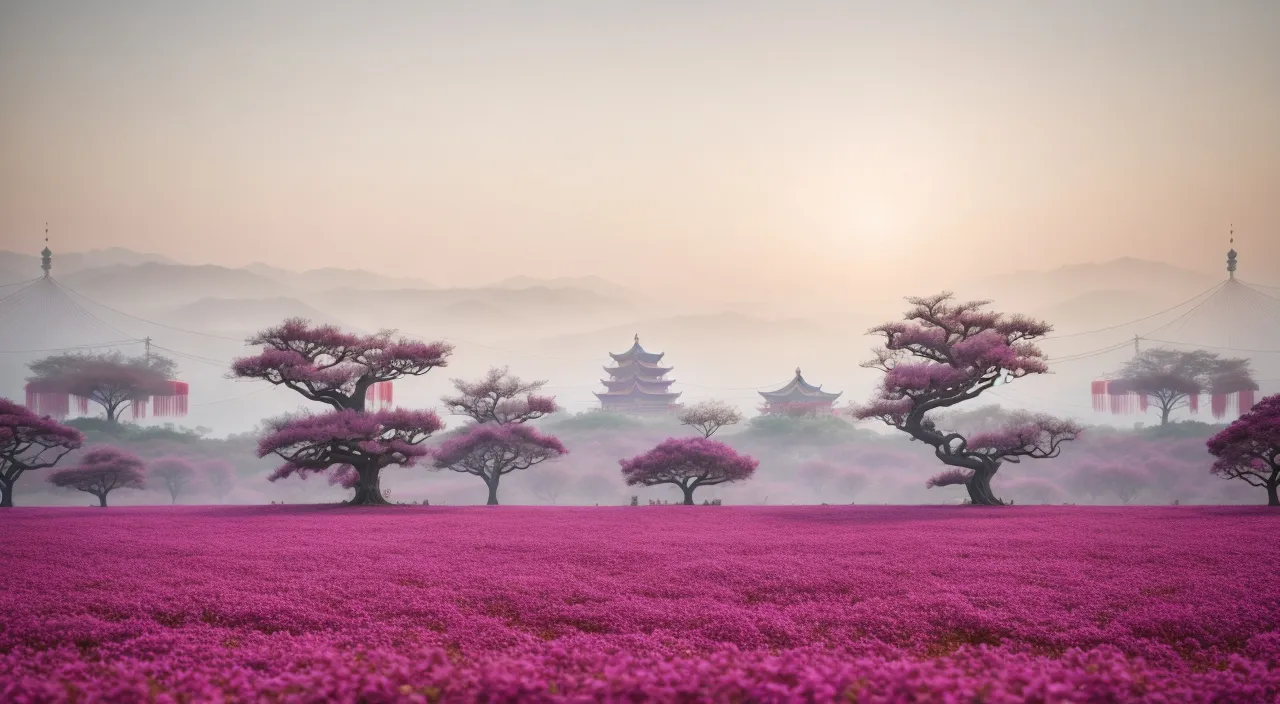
[595, 335, 681, 414]
[759, 368, 842, 415]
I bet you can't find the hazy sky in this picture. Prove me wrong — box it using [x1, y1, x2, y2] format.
[2, 1, 1277, 299]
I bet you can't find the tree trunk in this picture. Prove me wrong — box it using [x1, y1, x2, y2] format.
[1160, 404, 1171, 426]
[346, 465, 391, 506]
[965, 466, 1003, 506]
[1268, 483, 1279, 507]
[681, 484, 696, 505]
[0, 480, 13, 508]
[486, 478, 500, 506]
[96, 492, 108, 507]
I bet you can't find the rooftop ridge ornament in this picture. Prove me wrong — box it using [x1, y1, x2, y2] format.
[1226, 225, 1237, 279]
[40, 222, 52, 277]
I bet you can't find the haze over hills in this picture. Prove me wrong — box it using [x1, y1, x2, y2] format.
[2, 245, 1275, 435]
[160, 297, 353, 337]
[58, 263, 294, 312]
[961, 257, 1226, 312]
[489, 275, 654, 304]
[244, 263, 436, 292]
[0, 247, 179, 278]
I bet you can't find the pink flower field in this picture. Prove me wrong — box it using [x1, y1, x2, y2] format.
[3, 505, 1279, 702]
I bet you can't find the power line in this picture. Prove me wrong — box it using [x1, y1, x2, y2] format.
[1143, 338, 1280, 354]
[1039, 281, 1226, 340]
[191, 386, 274, 407]
[55, 282, 245, 341]
[0, 340, 139, 354]
[0, 278, 41, 301]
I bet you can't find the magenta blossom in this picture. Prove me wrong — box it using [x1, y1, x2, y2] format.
[232, 318, 452, 412]
[851, 294, 1078, 505]
[620, 437, 757, 505]
[259, 408, 444, 505]
[0, 397, 83, 508]
[47, 446, 145, 507]
[432, 424, 568, 505]
[1207, 393, 1280, 506]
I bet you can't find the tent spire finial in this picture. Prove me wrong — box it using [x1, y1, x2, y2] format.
[1226, 224, 1237, 279]
[40, 223, 52, 277]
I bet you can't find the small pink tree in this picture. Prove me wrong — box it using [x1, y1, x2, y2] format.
[149, 456, 197, 504]
[1207, 394, 1280, 506]
[678, 400, 743, 438]
[26, 352, 177, 423]
[619, 437, 758, 505]
[851, 293, 1082, 505]
[200, 459, 236, 503]
[431, 424, 567, 505]
[232, 318, 452, 411]
[441, 367, 559, 425]
[259, 409, 444, 505]
[47, 446, 146, 507]
[0, 398, 84, 507]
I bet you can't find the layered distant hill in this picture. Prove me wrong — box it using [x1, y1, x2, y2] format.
[0, 247, 178, 277]
[244, 263, 436, 292]
[959, 257, 1223, 312]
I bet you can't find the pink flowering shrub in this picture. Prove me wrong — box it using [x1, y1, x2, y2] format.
[2, 506, 1278, 701]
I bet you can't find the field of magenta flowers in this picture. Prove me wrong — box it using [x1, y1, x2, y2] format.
[3, 505, 1279, 702]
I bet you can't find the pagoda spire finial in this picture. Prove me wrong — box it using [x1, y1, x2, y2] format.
[795, 367, 802, 377]
[40, 222, 52, 277]
[1226, 224, 1237, 279]
[634, 333, 639, 345]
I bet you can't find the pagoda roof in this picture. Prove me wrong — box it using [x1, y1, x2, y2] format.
[602, 377, 674, 391]
[759, 368, 842, 403]
[608, 334, 666, 364]
[604, 359, 673, 376]
[594, 385, 682, 400]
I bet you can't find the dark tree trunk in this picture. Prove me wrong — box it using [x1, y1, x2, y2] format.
[681, 484, 696, 505]
[0, 480, 13, 508]
[1160, 404, 1171, 426]
[965, 466, 1003, 506]
[96, 492, 108, 507]
[346, 465, 391, 506]
[486, 478, 500, 506]
[1268, 483, 1279, 507]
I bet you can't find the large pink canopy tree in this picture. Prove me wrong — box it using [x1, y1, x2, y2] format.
[851, 293, 1082, 506]
[620, 437, 757, 505]
[258, 409, 444, 505]
[25, 352, 183, 423]
[232, 318, 452, 505]
[431, 424, 567, 505]
[0, 398, 84, 507]
[1104, 349, 1258, 424]
[47, 446, 146, 507]
[232, 318, 453, 412]
[1207, 393, 1280, 506]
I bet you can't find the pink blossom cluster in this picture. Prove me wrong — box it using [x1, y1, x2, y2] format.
[2, 506, 1277, 701]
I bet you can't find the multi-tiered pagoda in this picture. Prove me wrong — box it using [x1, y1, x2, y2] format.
[595, 335, 681, 413]
[759, 368, 842, 415]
